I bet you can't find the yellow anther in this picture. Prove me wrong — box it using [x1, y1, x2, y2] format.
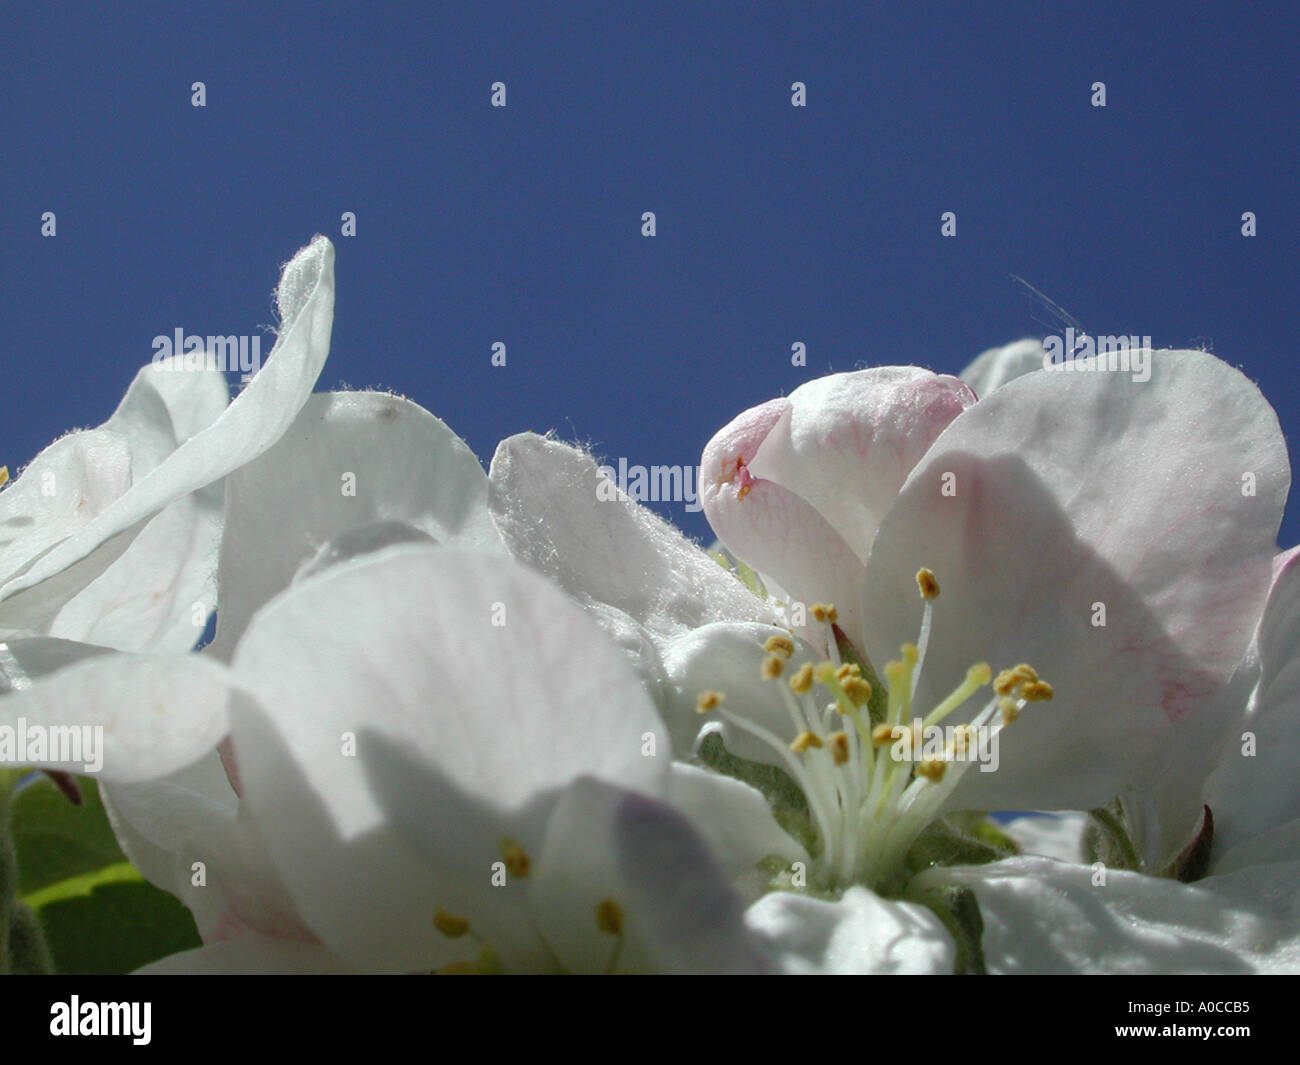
[999, 697, 1021, 724]
[501, 839, 531, 878]
[916, 567, 941, 600]
[762, 654, 785, 680]
[789, 663, 815, 694]
[737, 483, 753, 500]
[0, 467, 8, 490]
[437, 961, 480, 975]
[433, 908, 471, 938]
[811, 603, 839, 624]
[872, 723, 904, 748]
[828, 730, 850, 765]
[764, 634, 795, 659]
[842, 676, 873, 706]
[790, 730, 824, 753]
[596, 899, 624, 936]
[1021, 680, 1054, 702]
[916, 758, 948, 782]
[813, 661, 839, 686]
[835, 662, 862, 681]
[696, 690, 724, 714]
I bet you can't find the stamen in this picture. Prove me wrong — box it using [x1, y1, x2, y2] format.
[764, 634, 795, 659]
[696, 690, 725, 714]
[596, 899, 624, 935]
[789, 663, 815, 694]
[501, 839, 531, 878]
[916, 758, 947, 782]
[762, 655, 785, 680]
[790, 730, 823, 753]
[0, 467, 8, 490]
[433, 908, 471, 938]
[811, 603, 838, 624]
[828, 730, 850, 765]
[915, 567, 941, 600]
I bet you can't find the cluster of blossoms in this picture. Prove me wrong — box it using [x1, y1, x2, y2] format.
[2, 237, 1298, 973]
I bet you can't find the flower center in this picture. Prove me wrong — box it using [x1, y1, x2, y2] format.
[697, 567, 1053, 895]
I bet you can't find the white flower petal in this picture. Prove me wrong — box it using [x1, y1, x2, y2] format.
[959, 338, 1046, 397]
[209, 390, 499, 659]
[134, 933, 359, 974]
[489, 433, 774, 647]
[229, 547, 669, 971]
[744, 885, 955, 974]
[921, 855, 1300, 973]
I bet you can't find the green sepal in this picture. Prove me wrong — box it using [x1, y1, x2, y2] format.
[910, 884, 987, 975]
[697, 732, 817, 855]
[1085, 799, 1144, 873]
[904, 811, 1020, 878]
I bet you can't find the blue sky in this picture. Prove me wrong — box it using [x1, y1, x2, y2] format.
[4, 1, 1297, 546]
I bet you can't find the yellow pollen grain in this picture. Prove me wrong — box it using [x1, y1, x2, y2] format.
[433, 908, 471, 938]
[811, 603, 838, 624]
[501, 840, 531, 879]
[790, 730, 824, 753]
[842, 676, 872, 706]
[916, 567, 941, 600]
[696, 690, 724, 714]
[762, 654, 785, 680]
[764, 634, 795, 659]
[789, 663, 815, 694]
[828, 730, 850, 765]
[596, 899, 625, 935]
[917, 758, 948, 782]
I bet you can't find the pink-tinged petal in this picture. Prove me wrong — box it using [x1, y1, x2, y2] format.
[865, 349, 1288, 811]
[744, 368, 975, 561]
[701, 400, 867, 648]
[862, 453, 1189, 811]
[1206, 546, 1300, 858]
[959, 338, 1046, 397]
[489, 433, 775, 646]
[912, 348, 1285, 688]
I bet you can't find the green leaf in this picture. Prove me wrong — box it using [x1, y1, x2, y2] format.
[904, 812, 1019, 877]
[11, 777, 127, 895]
[35, 880, 201, 975]
[910, 883, 987, 975]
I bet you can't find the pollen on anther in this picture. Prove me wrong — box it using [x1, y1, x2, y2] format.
[828, 731, 850, 765]
[762, 655, 786, 680]
[811, 603, 839, 624]
[790, 663, 815, 693]
[764, 634, 795, 659]
[790, 730, 823, 753]
[1022, 680, 1054, 701]
[916, 567, 941, 600]
[872, 723, 902, 747]
[596, 899, 624, 935]
[501, 839, 531, 878]
[434, 908, 471, 938]
[917, 758, 948, 782]
[0, 468, 9, 490]
[842, 677, 872, 706]
[696, 690, 724, 714]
